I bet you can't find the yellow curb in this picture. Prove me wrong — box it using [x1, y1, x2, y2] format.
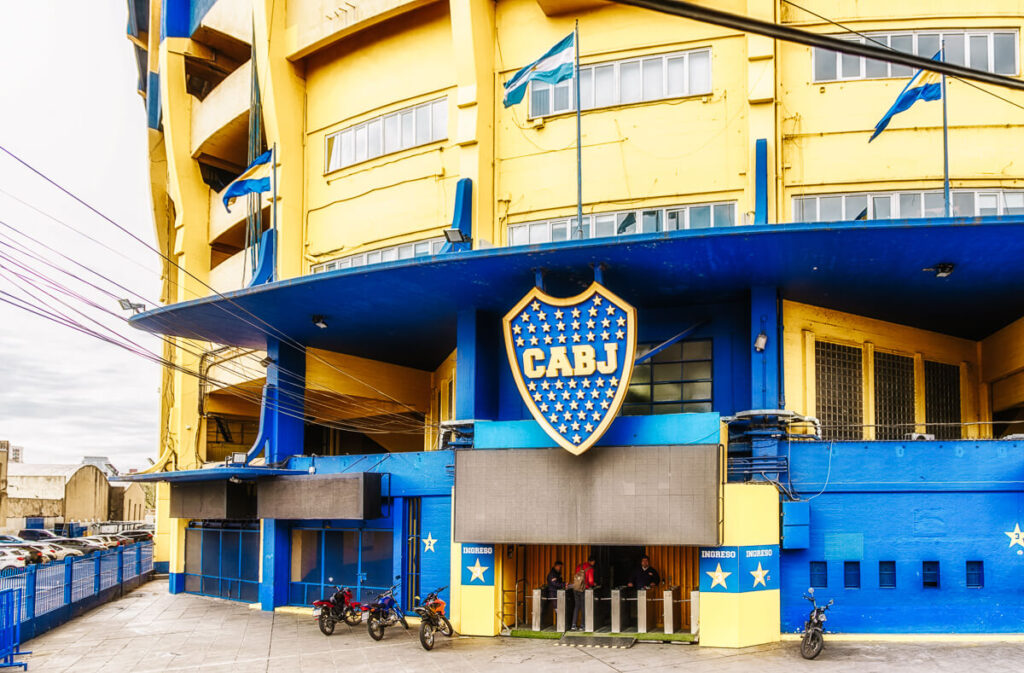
[780, 633, 1024, 643]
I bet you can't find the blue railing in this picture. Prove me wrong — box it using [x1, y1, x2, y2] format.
[0, 589, 26, 670]
[0, 543, 154, 641]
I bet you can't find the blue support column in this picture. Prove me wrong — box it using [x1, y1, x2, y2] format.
[750, 286, 780, 411]
[257, 339, 306, 464]
[259, 520, 290, 611]
[392, 497, 405, 609]
[754, 139, 768, 225]
[455, 310, 498, 422]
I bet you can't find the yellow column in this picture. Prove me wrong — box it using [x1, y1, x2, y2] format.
[698, 483, 781, 648]
[448, 0, 496, 246]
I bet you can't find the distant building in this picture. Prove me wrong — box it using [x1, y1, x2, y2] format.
[81, 456, 118, 477]
[108, 481, 147, 522]
[5, 463, 109, 528]
[9, 447, 22, 464]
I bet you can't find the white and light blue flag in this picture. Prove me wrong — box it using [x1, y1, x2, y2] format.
[222, 150, 273, 212]
[503, 32, 575, 108]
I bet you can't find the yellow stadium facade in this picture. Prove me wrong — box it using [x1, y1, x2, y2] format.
[124, 0, 1024, 645]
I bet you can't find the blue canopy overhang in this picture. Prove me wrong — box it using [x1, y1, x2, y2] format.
[119, 467, 306, 483]
[130, 217, 1024, 370]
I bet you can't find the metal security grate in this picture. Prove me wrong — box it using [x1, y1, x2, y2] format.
[816, 341, 863, 440]
[874, 352, 915, 440]
[925, 361, 961, 439]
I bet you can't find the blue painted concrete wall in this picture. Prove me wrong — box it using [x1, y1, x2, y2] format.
[780, 440, 1024, 632]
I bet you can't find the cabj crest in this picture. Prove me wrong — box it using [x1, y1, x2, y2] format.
[503, 282, 637, 455]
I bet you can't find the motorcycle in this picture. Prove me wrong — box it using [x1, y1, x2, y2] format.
[412, 586, 453, 651]
[312, 578, 365, 635]
[366, 580, 408, 641]
[800, 587, 834, 660]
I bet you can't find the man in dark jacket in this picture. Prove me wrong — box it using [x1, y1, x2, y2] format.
[545, 561, 565, 624]
[627, 555, 661, 590]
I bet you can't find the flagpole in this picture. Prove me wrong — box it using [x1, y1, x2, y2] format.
[941, 40, 951, 217]
[271, 143, 278, 281]
[574, 20, 583, 239]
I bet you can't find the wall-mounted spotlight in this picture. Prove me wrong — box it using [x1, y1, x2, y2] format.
[753, 331, 768, 353]
[923, 263, 955, 278]
[443, 228, 471, 244]
[117, 298, 146, 314]
[313, 315, 328, 329]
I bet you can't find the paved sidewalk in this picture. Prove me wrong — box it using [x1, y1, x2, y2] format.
[19, 580, 1022, 672]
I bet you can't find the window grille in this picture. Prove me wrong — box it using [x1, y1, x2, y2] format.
[809, 561, 827, 588]
[925, 360, 961, 439]
[878, 561, 896, 588]
[816, 341, 863, 440]
[874, 352, 915, 440]
[843, 561, 860, 588]
[966, 561, 984, 588]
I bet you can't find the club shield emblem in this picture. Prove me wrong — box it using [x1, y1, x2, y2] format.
[503, 282, 637, 455]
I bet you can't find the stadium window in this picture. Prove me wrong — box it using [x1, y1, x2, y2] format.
[878, 561, 896, 588]
[966, 561, 984, 588]
[508, 203, 736, 246]
[874, 352, 915, 440]
[325, 98, 447, 172]
[813, 30, 1018, 82]
[925, 360, 961, 439]
[623, 340, 712, 416]
[810, 561, 828, 588]
[844, 561, 861, 589]
[815, 341, 864, 440]
[922, 561, 940, 588]
[529, 47, 712, 118]
[311, 237, 445, 274]
[792, 189, 1024, 222]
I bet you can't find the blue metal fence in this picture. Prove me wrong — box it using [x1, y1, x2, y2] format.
[0, 589, 27, 670]
[0, 543, 154, 642]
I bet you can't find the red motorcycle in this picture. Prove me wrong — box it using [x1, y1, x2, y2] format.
[312, 582, 364, 635]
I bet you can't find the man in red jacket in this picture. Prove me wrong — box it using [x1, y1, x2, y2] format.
[569, 555, 596, 631]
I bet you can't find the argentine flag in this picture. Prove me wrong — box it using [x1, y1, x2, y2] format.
[222, 150, 273, 212]
[869, 54, 943, 142]
[503, 32, 575, 108]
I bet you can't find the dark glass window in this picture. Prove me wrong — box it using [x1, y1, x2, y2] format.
[624, 339, 712, 416]
[966, 561, 984, 588]
[844, 561, 861, 588]
[810, 561, 828, 588]
[816, 341, 863, 440]
[878, 561, 896, 588]
[925, 361, 961, 439]
[874, 352, 915, 440]
[922, 561, 940, 588]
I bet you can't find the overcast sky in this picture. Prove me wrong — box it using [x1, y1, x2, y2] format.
[0, 3, 162, 470]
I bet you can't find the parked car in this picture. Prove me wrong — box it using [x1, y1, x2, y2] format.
[52, 538, 104, 555]
[18, 529, 61, 542]
[23, 544, 58, 562]
[0, 550, 27, 575]
[0, 544, 44, 565]
[47, 544, 83, 561]
[0, 535, 25, 545]
[82, 536, 118, 549]
[119, 531, 153, 543]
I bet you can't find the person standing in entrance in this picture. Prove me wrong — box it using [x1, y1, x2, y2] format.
[570, 555, 596, 631]
[627, 555, 661, 590]
[545, 561, 566, 624]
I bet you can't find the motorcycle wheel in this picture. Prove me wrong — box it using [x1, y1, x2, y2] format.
[419, 622, 435, 651]
[800, 629, 824, 660]
[344, 608, 362, 626]
[318, 612, 336, 636]
[439, 615, 454, 637]
[367, 616, 385, 641]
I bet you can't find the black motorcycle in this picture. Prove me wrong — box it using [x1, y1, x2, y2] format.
[800, 587, 833, 659]
[412, 586, 453, 650]
[366, 582, 409, 641]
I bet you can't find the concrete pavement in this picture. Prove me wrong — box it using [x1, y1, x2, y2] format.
[19, 580, 1023, 672]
